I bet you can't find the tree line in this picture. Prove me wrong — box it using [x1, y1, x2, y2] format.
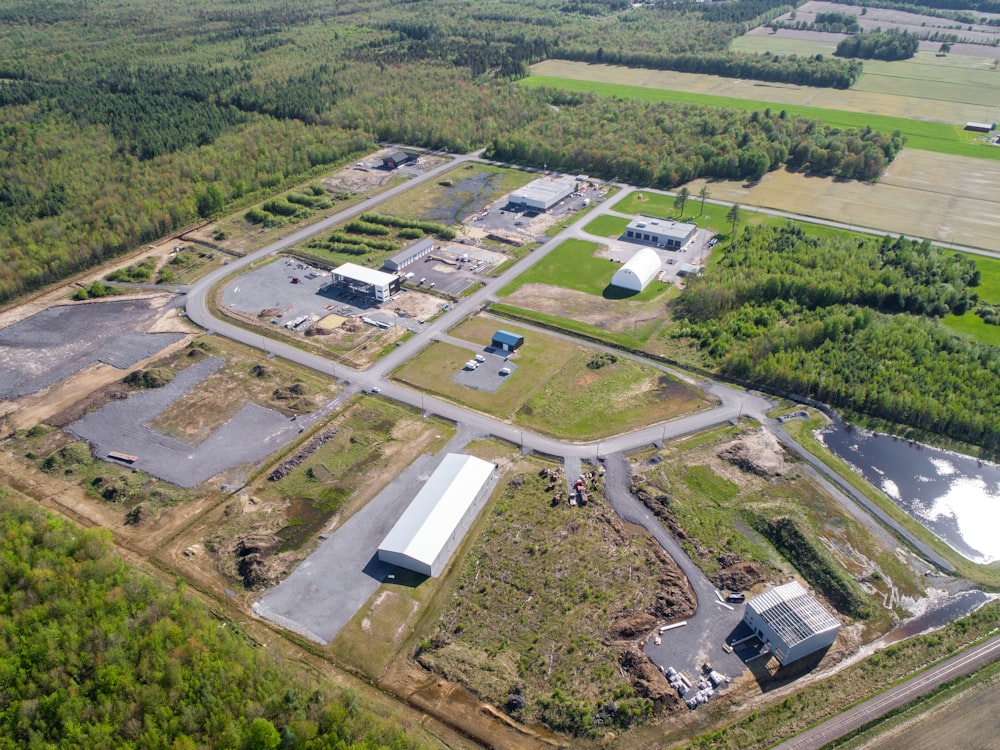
[672, 225, 1000, 450]
[487, 95, 904, 187]
[0, 492, 429, 749]
[835, 29, 922, 60]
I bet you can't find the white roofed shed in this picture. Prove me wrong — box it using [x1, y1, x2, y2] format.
[611, 247, 662, 293]
[744, 581, 840, 665]
[377, 454, 496, 577]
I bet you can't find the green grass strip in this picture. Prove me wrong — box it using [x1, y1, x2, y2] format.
[522, 75, 1000, 161]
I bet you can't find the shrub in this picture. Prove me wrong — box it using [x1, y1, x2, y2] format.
[124, 367, 175, 389]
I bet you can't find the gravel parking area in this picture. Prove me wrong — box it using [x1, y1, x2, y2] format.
[451, 351, 517, 393]
[254, 430, 492, 644]
[0, 299, 185, 399]
[68, 356, 301, 488]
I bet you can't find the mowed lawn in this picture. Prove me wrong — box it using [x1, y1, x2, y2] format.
[392, 316, 710, 439]
[525, 63, 999, 159]
[499, 238, 669, 302]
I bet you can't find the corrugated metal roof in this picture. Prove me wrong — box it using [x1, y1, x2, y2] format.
[378, 454, 494, 571]
[492, 330, 523, 346]
[510, 176, 577, 205]
[612, 247, 661, 290]
[386, 237, 433, 267]
[748, 581, 839, 648]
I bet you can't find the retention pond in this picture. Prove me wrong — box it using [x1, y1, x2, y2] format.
[818, 422, 1000, 565]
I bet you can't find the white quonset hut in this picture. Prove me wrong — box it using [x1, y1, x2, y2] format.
[383, 237, 434, 273]
[509, 176, 577, 212]
[744, 581, 840, 666]
[611, 247, 662, 293]
[329, 263, 400, 302]
[625, 218, 696, 249]
[377, 454, 495, 577]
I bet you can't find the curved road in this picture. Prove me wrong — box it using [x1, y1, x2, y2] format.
[182, 151, 993, 749]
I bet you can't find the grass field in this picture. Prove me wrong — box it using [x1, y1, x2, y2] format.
[582, 214, 629, 237]
[393, 316, 709, 439]
[499, 238, 669, 302]
[525, 62, 1000, 159]
[676, 147, 1000, 253]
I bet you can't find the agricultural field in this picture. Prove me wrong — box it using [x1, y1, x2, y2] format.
[392, 316, 711, 440]
[838, 658, 1000, 750]
[679, 148, 1000, 252]
[526, 61, 1000, 154]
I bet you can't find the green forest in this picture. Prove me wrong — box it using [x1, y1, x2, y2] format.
[0, 492, 427, 749]
[672, 226, 1000, 450]
[0, 0, 891, 304]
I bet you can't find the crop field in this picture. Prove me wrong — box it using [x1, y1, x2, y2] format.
[838, 658, 1000, 750]
[499, 238, 668, 301]
[392, 316, 709, 439]
[526, 62, 1000, 157]
[677, 148, 1000, 253]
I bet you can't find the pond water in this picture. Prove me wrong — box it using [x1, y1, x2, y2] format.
[818, 422, 1000, 564]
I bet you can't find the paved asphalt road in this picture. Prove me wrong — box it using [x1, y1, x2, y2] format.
[772, 634, 1000, 750]
[182, 151, 999, 748]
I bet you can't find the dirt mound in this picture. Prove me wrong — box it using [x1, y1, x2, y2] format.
[718, 429, 790, 478]
[233, 535, 284, 589]
[611, 612, 657, 639]
[711, 560, 766, 591]
[619, 648, 683, 713]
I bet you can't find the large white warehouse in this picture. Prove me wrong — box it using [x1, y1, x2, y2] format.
[329, 263, 400, 302]
[377, 454, 495, 577]
[611, 247, 662, 293]
[744, 581, 840, 666]
[508, 176, 577, 212]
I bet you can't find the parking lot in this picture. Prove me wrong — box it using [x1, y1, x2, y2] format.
[470, 183, 607, 242]
[221, 257, 439, 335]
[451, 349, 517, 393]
[0, 298, 185, 400]
[67, 356, 303, 488]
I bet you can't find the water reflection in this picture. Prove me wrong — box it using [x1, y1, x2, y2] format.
[818, 422, 1000, 564]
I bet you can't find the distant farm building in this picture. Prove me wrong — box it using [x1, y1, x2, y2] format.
[611, 247, 662, 293]
[744, 581, 840, 666]
[508, 176, 577, 212]
[328, 263, 400, 303]
[965, 122, 995, 133]
[382, 151, 415, 169]
[625, 218, 696, 249]
[377, 453, 496, 577]
[383, 237, 434, 272]
[491, 330, 524, 352]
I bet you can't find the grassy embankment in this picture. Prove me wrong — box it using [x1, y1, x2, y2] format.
[634, 424, 920, 624]
[392, 315, 710, 440]
[522, 75, 998, 160]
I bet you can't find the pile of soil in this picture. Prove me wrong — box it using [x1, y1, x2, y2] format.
[717, 429, 790, 478]
[711, 559, 766, 591]
[230, 534, 285, 589]
[619, 648, 683, 712]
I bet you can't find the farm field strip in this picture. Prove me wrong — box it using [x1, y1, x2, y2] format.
[526, 62, 1000, 158]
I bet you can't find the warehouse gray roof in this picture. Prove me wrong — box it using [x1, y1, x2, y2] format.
[747, 581, 839, 648]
